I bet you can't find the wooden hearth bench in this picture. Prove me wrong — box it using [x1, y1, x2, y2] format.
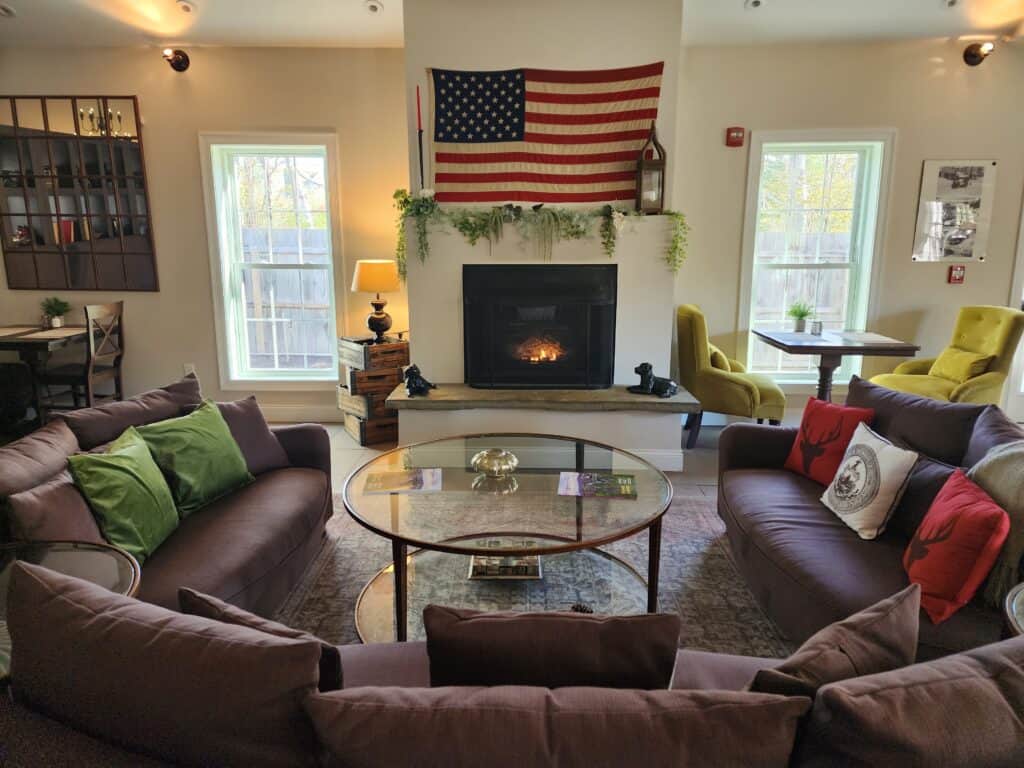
[386, 384, 699, 471]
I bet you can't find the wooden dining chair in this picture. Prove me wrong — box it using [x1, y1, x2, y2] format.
[39, 302, 125, 415]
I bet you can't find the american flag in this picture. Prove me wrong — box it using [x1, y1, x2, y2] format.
[428, 62, 664, 204]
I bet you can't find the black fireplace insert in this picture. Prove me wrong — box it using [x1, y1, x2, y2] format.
[463, 264, 616, 389]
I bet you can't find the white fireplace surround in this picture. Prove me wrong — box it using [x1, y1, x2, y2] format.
[402, 217, 684, 469]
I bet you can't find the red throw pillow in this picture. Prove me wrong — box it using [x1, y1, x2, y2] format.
[903, 470, 1010, 624]
[784, 398, 875, 486]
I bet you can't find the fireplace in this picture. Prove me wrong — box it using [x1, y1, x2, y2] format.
[463, 264, 616, 389]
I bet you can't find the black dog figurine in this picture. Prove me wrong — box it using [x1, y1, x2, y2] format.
[404, 364, 436, 397]
[628, 362, 678, 398]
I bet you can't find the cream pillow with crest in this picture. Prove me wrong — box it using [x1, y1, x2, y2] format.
[822, 423, 918, 540]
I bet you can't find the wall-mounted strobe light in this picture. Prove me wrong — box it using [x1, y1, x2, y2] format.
[963, 41, 995, 66]
[162, 48, 190, 72]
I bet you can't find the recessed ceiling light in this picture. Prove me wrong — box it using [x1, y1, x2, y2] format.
[744, 0, 763, 9]
[0, 4, 17, 18]
[177, 0, 196, 12]
[365, 0, 384, 14]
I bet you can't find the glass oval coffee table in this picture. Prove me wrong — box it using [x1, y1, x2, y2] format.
[343, 433, 673, 642]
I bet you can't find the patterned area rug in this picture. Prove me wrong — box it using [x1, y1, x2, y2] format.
[275, 475, 793, 657]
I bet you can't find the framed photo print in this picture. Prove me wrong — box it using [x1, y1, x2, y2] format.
[912, 160, 997, 262]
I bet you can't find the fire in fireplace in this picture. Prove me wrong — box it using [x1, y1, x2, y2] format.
[463, 264, 616, 389]
[515, 335, 566, 364]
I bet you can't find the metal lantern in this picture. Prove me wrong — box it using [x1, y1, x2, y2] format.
[635, 122, 666, 214]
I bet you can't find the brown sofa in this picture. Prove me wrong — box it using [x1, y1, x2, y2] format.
[0, 375, 332, 616]
[3, 634, 1023, 766]
[718, 376, 1021, 660]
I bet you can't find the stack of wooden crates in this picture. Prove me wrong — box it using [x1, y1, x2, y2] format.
[336, 336, 409, 447]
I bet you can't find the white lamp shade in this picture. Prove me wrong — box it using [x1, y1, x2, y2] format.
[351, 259, 400, 293]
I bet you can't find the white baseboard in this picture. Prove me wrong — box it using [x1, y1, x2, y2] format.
[262, 404, 344, 424]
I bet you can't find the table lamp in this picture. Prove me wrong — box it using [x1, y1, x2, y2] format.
[351, 259, 401, 343]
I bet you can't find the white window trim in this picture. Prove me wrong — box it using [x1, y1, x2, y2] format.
[199, 132, 344, 391]
[736, 128, 897, 385]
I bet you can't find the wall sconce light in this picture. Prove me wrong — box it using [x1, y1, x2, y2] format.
[162, 48, 190, 72]
[963, 42, 995, 66]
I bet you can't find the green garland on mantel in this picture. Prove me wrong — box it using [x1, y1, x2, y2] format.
[392, 188, 689, 279]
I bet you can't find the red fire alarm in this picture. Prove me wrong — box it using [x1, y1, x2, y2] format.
[725, 127, 745, 147]
[948, 265, 966, 284]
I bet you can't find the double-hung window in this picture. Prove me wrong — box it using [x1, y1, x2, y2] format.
[740, 132, 891, 383]
[203, 137, 339, 386]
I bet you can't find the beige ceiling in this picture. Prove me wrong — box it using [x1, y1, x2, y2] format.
[0, 0, 405, 48]
[683, 0, 1024, 45]
[0, 0, 1021, 48]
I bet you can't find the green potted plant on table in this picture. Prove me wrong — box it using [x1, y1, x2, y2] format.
[40, 297, 72, 329]
[787, 301, 814, 333]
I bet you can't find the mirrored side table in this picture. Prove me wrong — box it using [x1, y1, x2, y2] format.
[1005, 582, 1024, 638]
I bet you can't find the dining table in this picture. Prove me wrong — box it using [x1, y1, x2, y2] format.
[752, 329, 920, 402]
[0, 324, 90, 425]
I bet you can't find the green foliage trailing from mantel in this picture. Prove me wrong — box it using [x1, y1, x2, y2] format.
[392, 189, 689, 279]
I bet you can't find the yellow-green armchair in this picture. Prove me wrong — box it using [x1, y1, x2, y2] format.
[870, 305, 1024, 404]
[677, 304, 786, 448]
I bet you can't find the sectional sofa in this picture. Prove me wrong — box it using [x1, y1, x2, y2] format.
[718, 376, 1021, 659]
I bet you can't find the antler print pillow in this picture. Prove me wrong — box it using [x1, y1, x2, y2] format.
[904, 469, 1010, 624]
[784, 398, 875, 486]
[822, 423, 918, 540]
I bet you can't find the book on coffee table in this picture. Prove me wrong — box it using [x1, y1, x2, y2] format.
[557, 472, 637, 499]
[468, 538, 543, 580]
[363, 468, 442, 494]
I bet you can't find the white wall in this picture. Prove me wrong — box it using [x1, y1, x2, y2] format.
[402, 0, 683, 199]
[0, 46, 408, 418]
[675, 40, 1024, 380]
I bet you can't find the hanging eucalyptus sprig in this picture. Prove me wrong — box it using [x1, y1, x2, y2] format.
[662, 209, 691, 272]
[393, 188, 441, 277]
[598, 205, 630, 259]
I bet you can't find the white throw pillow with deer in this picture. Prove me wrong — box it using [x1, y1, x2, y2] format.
[822, 423, 919, 540]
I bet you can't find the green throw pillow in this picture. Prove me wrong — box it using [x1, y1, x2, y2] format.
[67, 427, 178, 564]
[137, 401, 253, 516]
[929, 347, 994, 384]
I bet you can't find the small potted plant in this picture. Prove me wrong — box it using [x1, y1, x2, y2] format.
[41, 297, 72, 329]
[787, 301, 814, 333]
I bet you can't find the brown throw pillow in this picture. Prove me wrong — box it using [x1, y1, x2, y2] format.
[7, 562, 321, 768]
[304, 686, 812, 768]
[178, 587, 341, 691]
[794, 634, 1024, 767]
[215, 396, 290, 475]
[749, 584, 920, 698]
[0, 419, 79, 498]
[6, 470, 104, 543]
[424, 605, 681, 689]
[60, 374, 202, 450]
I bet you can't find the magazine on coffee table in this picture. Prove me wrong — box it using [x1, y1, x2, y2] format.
[557, 472, 637, 499]
[363, 468, 442, 494]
